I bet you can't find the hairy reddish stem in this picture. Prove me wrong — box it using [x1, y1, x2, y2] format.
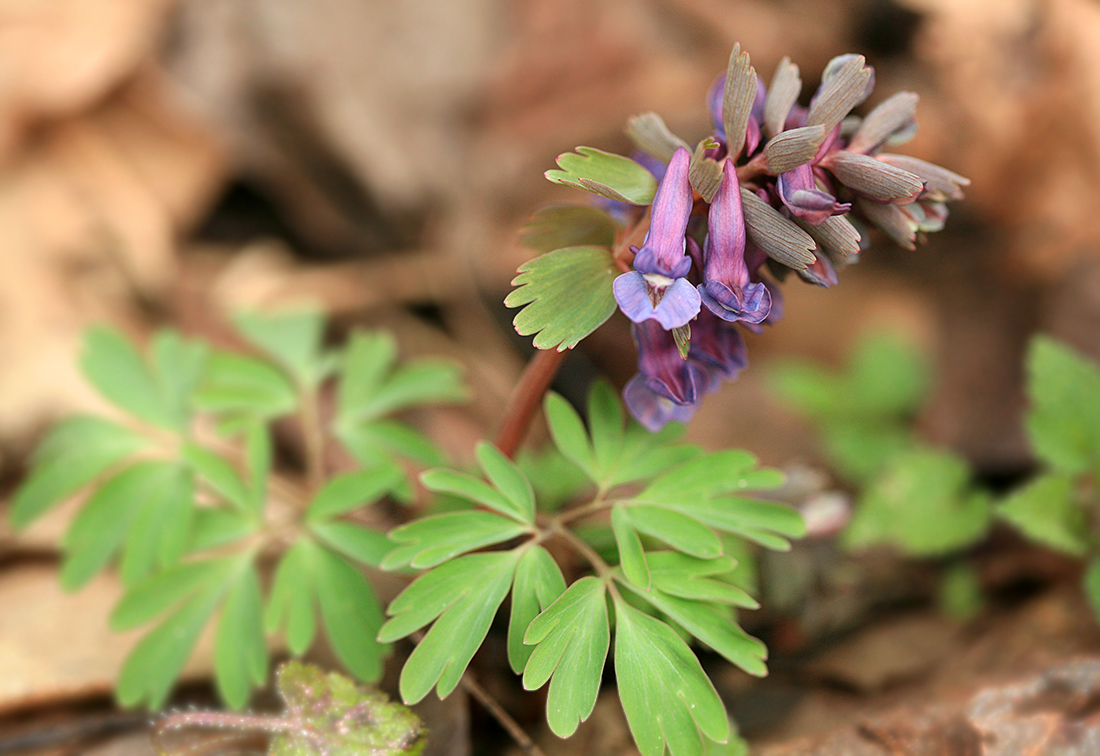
[494, 348, 570, 459]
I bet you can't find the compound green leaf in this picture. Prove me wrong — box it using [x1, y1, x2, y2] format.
[508, 546, 566, 674]
[607, 424, 700, 489]
[1026, 336, 1100, 474]
[997, 473, 1089, 556]
[10, 416, 146, 529]
[521, 576, 609, 738]
[544, 392, 596, 481]
[506, 245, 618, 352]
[382, 551, 521, 703]
[520, 205, 617, 254]
[315, 546, 388, 682]
[233, 310, 326, 388]
[654, 497, 806, 551]
[117, 582, 225, 708]
[265, 541, 317, 656]
[545, 147, 658, 205]
[647, 552, 758, 609]
[382, 511, 530, 570]
[613, 599, 730, 756]
[214, 563, 268, 709]
[81, 327, 175, 430]
[193, 352, 298, 419]
[307, 465, 403, 522]
[476, 442, 536, 524]
[640, 450, 761, 502]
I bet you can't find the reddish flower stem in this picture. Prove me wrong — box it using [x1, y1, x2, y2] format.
[494, 347, 570, 459]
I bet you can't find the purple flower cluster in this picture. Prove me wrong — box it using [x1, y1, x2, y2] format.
[615, 50, 968, 430]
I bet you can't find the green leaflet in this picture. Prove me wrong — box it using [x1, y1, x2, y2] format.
[1085, 557, 1100, 625]
[544, 392, 597, 481]
[508, 546, 566, 674]
[520, 205, 617, 254]
[111, 556, 241, 631]
[626, 506, 724, 559]
[10, 416, 147, 529]
[612, 505, 650, 590]
[379, 551, 521, 703]
[184, 442, 252, 513]
[81, 327, 178, 431]
[545, 146, 658, 205]
[521, 576, 609, 738]
[997, 473, 1089, 556]
[613, 599, 730, 756]
[647, 552, 758, 609]
[382, 511, 530, 570]
[506, 246, 618, 352]
[309, 521, 392, 570]
[420, 446, 535, 525]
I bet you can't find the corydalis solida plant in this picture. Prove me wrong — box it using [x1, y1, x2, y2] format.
[509, 45, 969, 431]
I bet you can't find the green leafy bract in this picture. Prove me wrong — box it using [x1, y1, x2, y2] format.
[506, 246, 618, 352]
[613, 598, 730, 756]
[844, 448, 991, 556]
[379, 551, 522, 703]
[520, 205, 617, 254]
[521, 576, 609, 738]
[545, 146, 658, 205]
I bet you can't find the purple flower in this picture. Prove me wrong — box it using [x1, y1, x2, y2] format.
[623, 376, 700, 432]
[689, 310, 748, 388]
[777, 163, 850, 224]
[613, 147, 701, 329]
[697, 161, 772, 324]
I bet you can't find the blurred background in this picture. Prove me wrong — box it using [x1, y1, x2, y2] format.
[2, 0, 1100, 752]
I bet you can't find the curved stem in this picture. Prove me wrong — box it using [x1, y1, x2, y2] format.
[299, 386, 326, 496]
[494, 348, 570, 459]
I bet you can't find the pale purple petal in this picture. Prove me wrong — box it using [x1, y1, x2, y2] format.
[614, 273, 701, 329]
[699, 280, 771, 323]
[778, 164, 850, 224]
[624, 375, 699, 431]
[613, 271, 652, 323]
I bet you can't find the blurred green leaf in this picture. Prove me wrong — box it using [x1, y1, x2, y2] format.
[845, 448, 991, 556]
[508, 546, 566, 674]
[151, 331, 208, 429]
[516, 444, 591, 512]
[997, 473, 1089, 556]
[544, 393, 597, 482]
[1026, 336, 1100, 474]
[315, 545, 388, 682]
[307, 466, 403, 522]
[380, 551, 521, 703]
[505, 246, 618, 352]
[233, 310, 327, 388]
[938, 562, 983, 622]
[111, 557, 240, 631]
[545, 147, 658, 205]
[117, 465, 193, 586]
[183, 442, 251, 513]
[1085, 557, 1100, 625]
[189, 508, 258, 552]
[522, 576, 609, 738]
[613, 599, 729, 756]
[310, 521, 392, 570]
[265, 541, 317, 656]
[117, 582, 225, 708]
[61, 461, 185, 590]
[520, 205, 617, 254]
[214, 564, 268, 708]
[81, 327, 176, 430]
[194, 352, 298, 419]
[10, 416, 147, 529]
